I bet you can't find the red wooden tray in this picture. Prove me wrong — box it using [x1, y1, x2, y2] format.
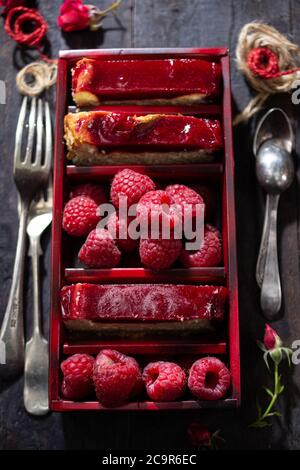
[50, 47, 240, 411]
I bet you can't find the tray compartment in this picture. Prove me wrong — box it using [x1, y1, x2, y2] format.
[50, 48, 240, 411]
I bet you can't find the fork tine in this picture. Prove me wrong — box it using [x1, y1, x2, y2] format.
[13, 96, 28, 167]
[34, 99, 43, 166]
[24, 98, 37, 165]
[43, 101, 52, 173]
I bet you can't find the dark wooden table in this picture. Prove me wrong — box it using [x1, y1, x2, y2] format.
[1, 0, 300, 450]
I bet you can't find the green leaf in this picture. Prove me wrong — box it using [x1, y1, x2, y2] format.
[264, 387, 274, 398]
[278, 385, 285, 394]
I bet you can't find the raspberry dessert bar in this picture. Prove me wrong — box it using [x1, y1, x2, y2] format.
[61, 284, 227, 334]
[72, 58, 221, 106]
[64, 111, 222, 165]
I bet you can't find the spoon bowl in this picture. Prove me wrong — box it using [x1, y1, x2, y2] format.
[256, 140, 294, 194]
[253, 107, 293, 156]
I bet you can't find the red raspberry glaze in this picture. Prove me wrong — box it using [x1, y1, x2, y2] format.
[61, 284, 228, 322]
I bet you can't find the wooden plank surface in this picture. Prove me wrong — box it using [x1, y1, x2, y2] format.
[1, 0, 300, 449]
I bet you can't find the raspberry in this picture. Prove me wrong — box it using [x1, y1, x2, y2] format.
[93, 349, 142, 407]
[78, 228, 121, 268]
[142, 361, 186, 401]
[137, 190, 179, 234]
[139, 237, 182, 270]
[107, 212, 139, 252]
[165, 184, 204, 222]
[180, 224, 222, 267]
[111, 169, 156, 208]
[69, 183, 107, 205]
[188, 357, 230, 400]
[62, 196, 100, 237]
[189, 184, 216, 220]
[61, 353, 95, 400]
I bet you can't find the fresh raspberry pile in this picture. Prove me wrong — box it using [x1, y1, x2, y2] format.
[60, 351, 231, 406]
[139, 237, 182, 270]
[142, 361, 186, 401]
[62, 196, 100, 237]
[107, 212, 139, 252]
[188, 357, 231, 400]
[78, 228, 121, 268]
[62, 169, 221, 270]
[61, 353, 95, 400]
[111, 169, 156, 208]
[180, 224, 222, 268]
[93, 349, 142, 407]
[69, 183, 107, 205]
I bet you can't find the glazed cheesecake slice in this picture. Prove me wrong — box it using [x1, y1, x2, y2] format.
[61, 283, 227, 335]
[72, 58, 221, 106]
[64, 111, 222, 165]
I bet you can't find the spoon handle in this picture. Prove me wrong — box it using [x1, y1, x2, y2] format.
[260, 193, 281, 319]
[256, 194, 271, 287]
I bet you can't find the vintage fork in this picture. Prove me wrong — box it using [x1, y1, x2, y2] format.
[24, 181, 52, 415]
[0, 97, 52, 380]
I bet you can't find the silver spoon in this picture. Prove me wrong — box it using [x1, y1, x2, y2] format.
[254, 108, 294, 287]
[254, 108, 294, 319]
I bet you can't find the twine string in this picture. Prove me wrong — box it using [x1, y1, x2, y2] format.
[4, 6, 57, 96]
[16, 62, 57, 97]
[234, 22, 300, 125]
[5, 6, 48, 50]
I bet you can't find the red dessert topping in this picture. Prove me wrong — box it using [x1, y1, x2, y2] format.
[61, 284, 227, 322]
[70, 111, 223, 151]
[72, 58, 221, 101]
